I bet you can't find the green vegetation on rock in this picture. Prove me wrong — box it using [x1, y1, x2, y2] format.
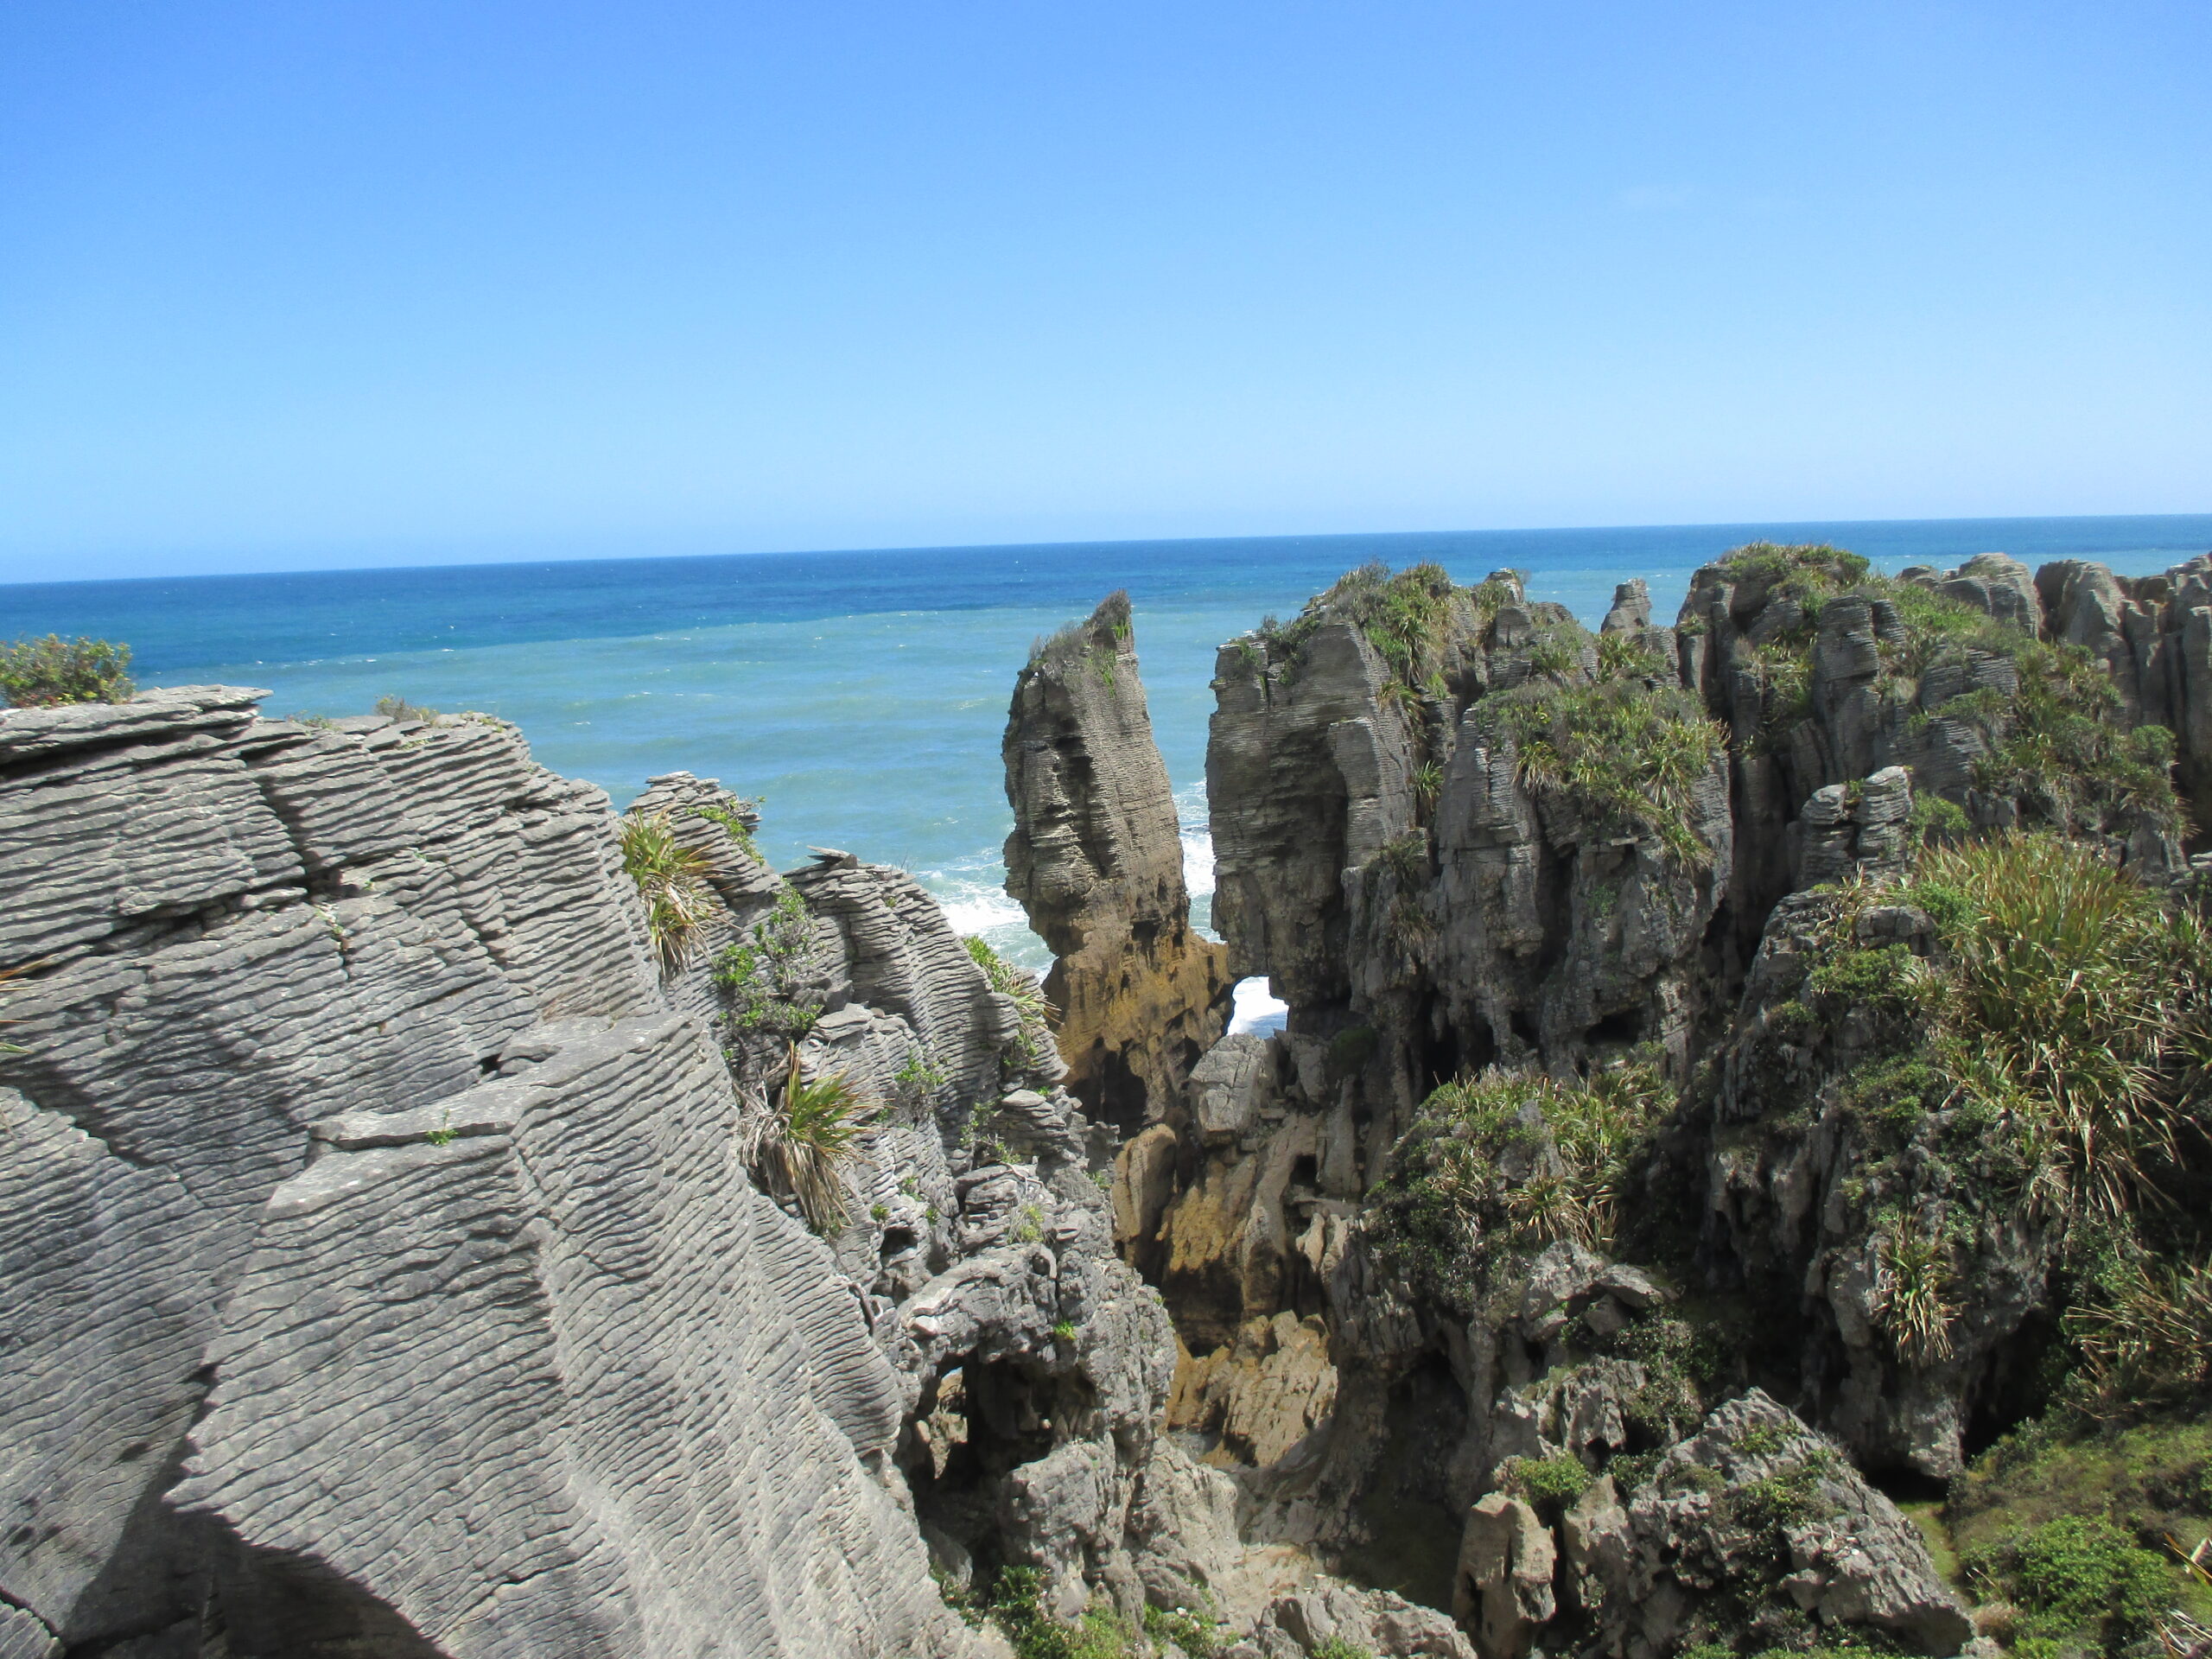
[1, 634, 133, 707]
[1935, 1390, 2212, 1659]
[1728, 834, 2212, 1395]
[742, 1049, 877, 1235]
[1701, 540, 2183, 837]
[955, 1566, 1135, 1659]
[1965, 1515, 2176, 1658]
[372, 692, 439, 722]
[1478, 662, 1726, 864]
[1369, 1062, 1672, 1309]
[619, 809, 718, 972]
[1141, 1600, 1224, 1657]
[715, 883, 821, 1033]
[963, 934, 1058, 1065]
[1264, 559, 1465, 690]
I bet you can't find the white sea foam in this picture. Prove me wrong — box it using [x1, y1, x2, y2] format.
[917, 849, 1052, 971]
[1176, 783, 1219, 938]
[1178, 784, 1215, 899]
[1229, 976, 1288, 1036]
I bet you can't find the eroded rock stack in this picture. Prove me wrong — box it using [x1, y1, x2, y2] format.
[1002, 592, 1231, 1130]
[1084, 545, 2212, 1659]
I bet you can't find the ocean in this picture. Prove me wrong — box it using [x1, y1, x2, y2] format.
[6, 516, 2209, 977]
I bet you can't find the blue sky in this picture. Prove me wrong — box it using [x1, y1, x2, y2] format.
[2, 1, 2206, 581]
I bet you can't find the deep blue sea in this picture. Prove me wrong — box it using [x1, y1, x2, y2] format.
[7, 516, 2210, 971]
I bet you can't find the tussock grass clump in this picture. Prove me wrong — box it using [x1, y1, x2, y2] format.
[1369, 1063, 1672, 1308]
[2063, 1236, 2212, 1411]
[742, 1048, 878, 1234]
[1, 634, 133, 707]
[1907, 834, 2212, 1224]
[1480, 677, 1726, 863]
[620, 810, 719, 971]
[1872, 1210, 1956, 1365]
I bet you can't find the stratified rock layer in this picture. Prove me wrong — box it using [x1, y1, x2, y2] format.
[1003, 593, 1230, 1129]
[0, 693, 979, 1657]
[1122, 547, 2210, 1655]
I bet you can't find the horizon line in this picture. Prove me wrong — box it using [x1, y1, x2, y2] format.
[5, 507, 2211, 592]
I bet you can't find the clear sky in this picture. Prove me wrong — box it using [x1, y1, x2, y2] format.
[2, 2, 2207, 582]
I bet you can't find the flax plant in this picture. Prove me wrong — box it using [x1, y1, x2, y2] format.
[620, 809, 718, 972]
[742, 1046, 879, 1234]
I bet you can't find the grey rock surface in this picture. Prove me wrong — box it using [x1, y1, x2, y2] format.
[0, 691, 989, 1656]
[1574, 1392, 1973, 1659]
[1002, 593, 1230, 1130]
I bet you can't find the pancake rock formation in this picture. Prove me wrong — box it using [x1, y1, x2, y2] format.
[1002, 592, 1231, 1131]
[0, 692, 998, 1658]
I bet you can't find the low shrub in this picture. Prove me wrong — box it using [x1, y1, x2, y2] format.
[1, 634, 132, 706]
[1141, 1601, 1224, 1657]
[715, 886, 819, 1033]
[1965, 1515, 2172, 1656]
[1369, 1063, 1672, 1307]
[1479, 675, 1726, 863]
[1503, 1452, 1592, 1511]
[980, 1566, 1133, 1659]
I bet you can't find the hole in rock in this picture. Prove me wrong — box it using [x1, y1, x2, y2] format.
[1087, 1046, 1147, 1138]
[1961, 1306, 2062, 1459]
[1336, 1352, 1466, 1614]
[1584, 1007, 1644, 1047]
[1414, 1001, 1462, 1094]
[903, 1354, 1102, 1581]
[1867, 1465, 1952, 1507]
[1229, 976, 1287, 1037]
[879, 1227, 918, 1264]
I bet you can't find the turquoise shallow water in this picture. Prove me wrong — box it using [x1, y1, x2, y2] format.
[6, 517, 2209, 968]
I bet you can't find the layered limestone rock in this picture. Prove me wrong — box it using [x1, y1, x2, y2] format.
[1002, 592, 1231, 1129]
[578, 775, 1226, 1636]
[1108, 547, 2212, 1656]
[1208, 566, 1730, 1093]
[1681, 546, 2190, 957]
[0, 692, 987, 1657]
[1142, 566, 1733, 1542]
